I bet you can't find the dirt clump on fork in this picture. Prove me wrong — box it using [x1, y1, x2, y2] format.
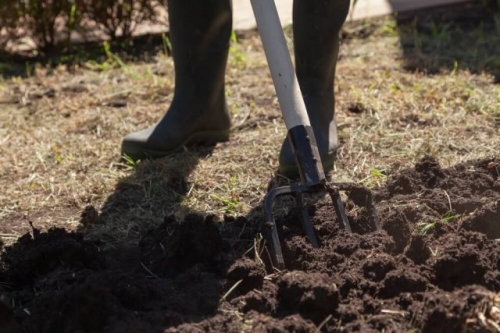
[1, 156, 500, 332]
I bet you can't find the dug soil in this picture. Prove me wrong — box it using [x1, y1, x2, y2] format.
[1, 156, 499, 332]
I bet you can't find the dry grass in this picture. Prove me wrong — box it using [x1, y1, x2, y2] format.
[1, 5, 499, 247]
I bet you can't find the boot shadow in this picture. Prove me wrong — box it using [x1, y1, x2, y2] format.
[77, 146, 218, 243]
[0, 145, 244, 333]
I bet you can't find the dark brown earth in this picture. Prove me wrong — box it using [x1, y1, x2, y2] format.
[1, 156, 499, 332]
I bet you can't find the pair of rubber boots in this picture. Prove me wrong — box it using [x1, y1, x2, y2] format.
[121, 0, 350, 178]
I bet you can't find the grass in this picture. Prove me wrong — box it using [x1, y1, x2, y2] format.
[417, 214, 459, 235]
[1, 4, 499, 248]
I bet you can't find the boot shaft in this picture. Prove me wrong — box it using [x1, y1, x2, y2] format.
[293, 0, 350, 92]
[167, 0, 233, 104]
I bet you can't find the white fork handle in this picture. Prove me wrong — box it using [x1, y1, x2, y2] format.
[250, 0, 311, 130]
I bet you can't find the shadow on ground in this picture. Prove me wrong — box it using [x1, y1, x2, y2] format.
[394, 2, 500, 82]
[0, 147, 258, 332]
[0, 33, 171, 79]
[342, 2, 500, 82]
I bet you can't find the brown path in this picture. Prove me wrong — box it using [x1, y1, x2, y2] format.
[232, 0, 472, 30]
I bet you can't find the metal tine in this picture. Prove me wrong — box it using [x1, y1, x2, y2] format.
[268, 221, 285, 269]
[327, 182, 380, 233]
[295, 192, 320, 248]
[263, 184, 324, 269]
[328, 188, 352, 233]
[263, 182, 365, 268]
[263, 185, 293, 269]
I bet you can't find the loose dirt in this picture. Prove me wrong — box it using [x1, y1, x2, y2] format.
[1, 155, 499, 332]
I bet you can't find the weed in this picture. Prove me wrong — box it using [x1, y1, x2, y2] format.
[161, 32, 171, 55]
[429, 21, 451, 44]
[229, 30, 247, 69]
[230, 30, 238, 44]
[84, 41, 137, 77]
[212, 194, 240, 214]
[389, 82, 401, 92]
[360, 168, 387, 188]
[379, 18, 399, 36]
[418, 214, 459, 235]
[441, 215, 459, 223]
[450, 60, 459, 76]
[54, 153, 63, 164]
[120, 154, 139, 170]
[102, 42, 127, 69]
[418, 221, 435, 235]
[212, 175, 242, 214]
[409, 19, 423, 53]
[25, 62, 34, 78]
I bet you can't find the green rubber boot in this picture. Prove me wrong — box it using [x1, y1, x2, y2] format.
[121, 0, 232, 161]
[278, 0, 351, 178]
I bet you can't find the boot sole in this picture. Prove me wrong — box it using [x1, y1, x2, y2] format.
[121, 130, 230, 162]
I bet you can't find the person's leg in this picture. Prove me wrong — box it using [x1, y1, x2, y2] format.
[122, 0, 232, 161]
[279, 0, 350, 177]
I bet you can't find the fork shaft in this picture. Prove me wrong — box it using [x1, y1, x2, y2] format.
[287, 125, 325, 185]
[250, 0, 311, 130]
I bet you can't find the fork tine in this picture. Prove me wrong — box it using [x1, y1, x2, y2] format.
[295, 193, 320, 248]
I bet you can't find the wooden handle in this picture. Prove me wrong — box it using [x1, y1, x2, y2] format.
[250, 0, 311, 130]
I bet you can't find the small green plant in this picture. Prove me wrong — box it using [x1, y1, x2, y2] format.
[85, 41, 131, 73]
[418, 214, 459, 235]
[161, 32, 172, 56]
[429, 21, 450, 44]
[54, 153, 63, 164]
[212, 175, 241, 214]
[25, 62, 34, 78]
[102, 41, 127, 68]
[410, 19, 423, 53]
[360, 168, 387, 187]
[380, 18, 399, 36]
[389, 82, 401, 92]
[212, 195, 240, 214]
[419, 221, 436, 235]
[120, 154, 139, 169]
[230, 30, 238, 44]
[450, 60, 459, 76]
[229, 30, 247, 69]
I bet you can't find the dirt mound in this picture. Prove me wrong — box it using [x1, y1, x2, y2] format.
[1, 156, 500, 332]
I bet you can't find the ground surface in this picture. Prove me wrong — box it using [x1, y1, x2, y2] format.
[1, 156, 500, 333]
[1, 3, 500, 333]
